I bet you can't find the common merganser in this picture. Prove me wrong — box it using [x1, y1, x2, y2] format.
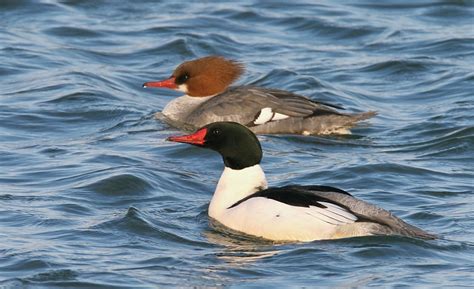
[167, 122, 435, 242]
[144, 56, 376, 135]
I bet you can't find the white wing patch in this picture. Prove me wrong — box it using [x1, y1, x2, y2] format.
[254, 107, 289, 125]
[305, 202, 358, 225]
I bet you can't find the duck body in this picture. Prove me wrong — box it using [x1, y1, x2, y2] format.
[145, 56, 375, 135]
[162, 86, 375, 135]
[167, 122, 435, 242]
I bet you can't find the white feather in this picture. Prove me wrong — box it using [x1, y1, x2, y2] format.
[209, 165, 267, 220]
[177, 84, 188, 93]
[162, 94, 214, 122]
[253, 107, 273, 125]
[272, 112, 289, 121]
[253, 107, 289, 125]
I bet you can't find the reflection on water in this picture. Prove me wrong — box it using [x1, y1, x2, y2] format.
[205, 220, 281, 264]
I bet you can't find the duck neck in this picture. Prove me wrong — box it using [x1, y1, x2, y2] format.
[208, 164, 267, 219]
[162, 94, 215, 121]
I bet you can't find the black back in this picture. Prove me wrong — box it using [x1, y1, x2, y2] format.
[228, 185, 353, 209]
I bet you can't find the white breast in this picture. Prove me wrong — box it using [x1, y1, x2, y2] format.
[162, 95, 214, 122]
[208, 165, 267, 220]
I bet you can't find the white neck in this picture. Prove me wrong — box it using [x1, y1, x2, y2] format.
[208, 165, 267, 219]
[162, 94, 215, 122]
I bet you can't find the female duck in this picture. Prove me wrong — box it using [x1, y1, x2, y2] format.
[144, 56, 375, 135]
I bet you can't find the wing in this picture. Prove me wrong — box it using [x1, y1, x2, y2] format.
[297, 187, 436, 239]
[229, 185, 435, 239]
[229, 185, 358, 226]
[185, 86, 344, 128]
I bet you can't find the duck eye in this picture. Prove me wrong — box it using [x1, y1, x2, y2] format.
[175, 73, 189, 85]
[212, 128, 221, 136]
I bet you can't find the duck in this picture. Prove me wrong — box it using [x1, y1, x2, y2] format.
[144, 56, 376, 135]
[167, 121, 435, 242]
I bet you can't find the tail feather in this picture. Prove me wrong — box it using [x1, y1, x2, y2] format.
[351, 111, 377, 122]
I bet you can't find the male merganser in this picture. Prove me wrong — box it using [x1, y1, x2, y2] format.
[167, 122, 435, 242]
[144, 56, 376, 135]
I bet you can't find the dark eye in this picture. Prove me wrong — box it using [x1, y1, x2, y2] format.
[175, 73, 189, 85]
[212, 128, 221, 136]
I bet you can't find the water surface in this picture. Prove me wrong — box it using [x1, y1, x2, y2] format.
[1, 0, 473, 287]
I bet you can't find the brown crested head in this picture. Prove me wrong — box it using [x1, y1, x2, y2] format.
[172, 56, 244, 97]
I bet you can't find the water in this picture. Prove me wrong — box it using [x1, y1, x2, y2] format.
[1, 0, 473, 287]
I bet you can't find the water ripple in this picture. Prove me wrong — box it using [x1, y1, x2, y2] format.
[1, 0, 473, 287]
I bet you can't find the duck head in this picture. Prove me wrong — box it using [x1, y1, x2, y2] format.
[167, 122, 262, 170]
[144, 56, 244, 97]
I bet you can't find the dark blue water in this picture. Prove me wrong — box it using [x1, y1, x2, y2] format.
[1, 0, 473, 287]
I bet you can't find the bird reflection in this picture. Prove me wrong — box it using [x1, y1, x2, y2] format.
[203, 219, 289, 264]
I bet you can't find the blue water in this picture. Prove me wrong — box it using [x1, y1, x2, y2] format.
[1, 0, 473, 287]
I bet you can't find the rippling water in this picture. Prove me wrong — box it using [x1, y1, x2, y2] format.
[1, 0, 473, 287]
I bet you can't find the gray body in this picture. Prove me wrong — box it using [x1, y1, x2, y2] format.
[161, 86, 375, 135]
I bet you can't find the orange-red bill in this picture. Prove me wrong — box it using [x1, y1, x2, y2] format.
[143, 77, 177, 89]
[167, 128, 207, 146]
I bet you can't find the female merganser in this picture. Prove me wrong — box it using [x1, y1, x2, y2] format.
[167, 122, 435, 242]
[144, 56, 376, 135]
